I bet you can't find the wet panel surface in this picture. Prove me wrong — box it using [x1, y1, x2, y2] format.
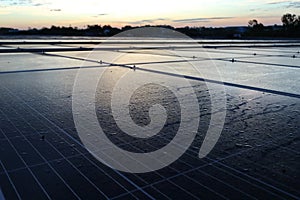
[0, 39, 299, 199]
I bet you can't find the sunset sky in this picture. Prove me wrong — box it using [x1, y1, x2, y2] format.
[0, 0, 299, 29]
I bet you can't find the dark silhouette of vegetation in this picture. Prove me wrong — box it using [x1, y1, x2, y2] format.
[0, 13, 299, 38]
[246, 19, 265, 37]
[248, 19, 264, 30]
[248, 19, 262, 28]
[281, 13, 300, 37]
[282, 14, 299, 27]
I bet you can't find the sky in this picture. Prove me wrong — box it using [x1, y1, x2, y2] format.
[0, 0, 300, 29]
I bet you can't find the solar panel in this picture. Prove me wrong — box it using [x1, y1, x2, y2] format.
[0, 187, 5, 200]
[0, 39, 299, 199]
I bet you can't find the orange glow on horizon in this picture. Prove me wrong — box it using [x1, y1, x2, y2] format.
[0, 0, 298, 29]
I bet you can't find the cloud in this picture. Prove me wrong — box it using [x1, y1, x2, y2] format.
[286, 1, 300, 8]
[156, 18, 167, 21]
[173, 17, 235, 23]
[0, 0, 32, 6]
[32, 3, 43, 6]
[0, 0, 50, 7]
[127, 18, 168, 25]
[248, 0, 300, 14]
[50, 8, 61, 11]
[267, 1, 286, 5]
[124, 17, 235, 25]
[92, 13, 108, 18]
[266, 0, 300, 8]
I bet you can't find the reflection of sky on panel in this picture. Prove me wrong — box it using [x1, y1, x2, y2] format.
[0, 40, 299, 97]
[0, 39, 299, 199]
[0, 53, 97, 72]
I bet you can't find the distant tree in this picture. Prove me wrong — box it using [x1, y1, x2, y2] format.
[2, 15, 300, 38]
[246, 19, 265, 37]
[248, 19, 258, 27]
[87, 25, 102, 32]
[247, 19, 264, 36]
[248, 19, 264, 29]
[86, 25, 103, 36]
[281, 13, 300, 37]
[156, 25, 174, 30]
[122, 25, 133, 31]
[281, 13, 298, 27]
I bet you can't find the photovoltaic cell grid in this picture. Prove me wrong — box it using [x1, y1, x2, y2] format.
[0, 41, 299, 200]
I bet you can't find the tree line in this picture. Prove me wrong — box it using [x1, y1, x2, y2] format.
[247, 13, 300, 37]
[0, 13, 299, 38]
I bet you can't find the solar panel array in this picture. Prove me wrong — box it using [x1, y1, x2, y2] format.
[0, 40, 299, 199]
